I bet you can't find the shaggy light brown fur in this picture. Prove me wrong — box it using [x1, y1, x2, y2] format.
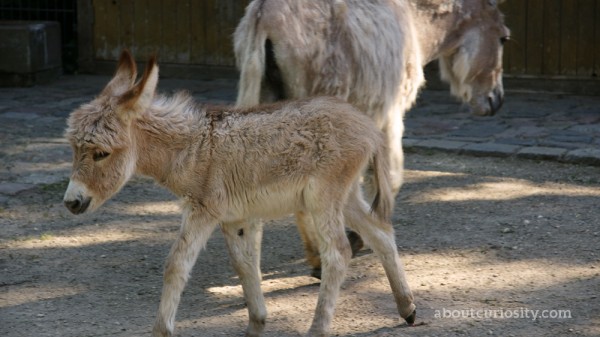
[63, 51, 415, 337]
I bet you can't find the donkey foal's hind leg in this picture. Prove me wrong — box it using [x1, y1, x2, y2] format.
[222, 220, 267, 337]
[306, 209, 352, 336]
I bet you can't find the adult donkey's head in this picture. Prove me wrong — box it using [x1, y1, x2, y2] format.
[438, 0, 510, 116]
[63, 51, 158, 214]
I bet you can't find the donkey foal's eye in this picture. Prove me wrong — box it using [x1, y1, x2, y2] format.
[93, 151, 111, 162]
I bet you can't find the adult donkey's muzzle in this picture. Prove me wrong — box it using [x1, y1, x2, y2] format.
[470, 86, 505, 117]
[64, 196, 91, 214]
[487, 86, 504, 116]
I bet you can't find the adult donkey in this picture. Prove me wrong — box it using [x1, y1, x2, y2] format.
[234, 0, 510, 275]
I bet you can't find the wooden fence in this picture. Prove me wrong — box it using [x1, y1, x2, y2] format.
[501, 0, 600, 79]
[84, 0, 600, 85]
[91, 0, 249, 67]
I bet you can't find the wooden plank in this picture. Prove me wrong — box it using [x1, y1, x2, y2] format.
[175, 0, 191, 63]
[204, 0, 220, 65]
[595, 0, 600, 77]
[106, 0, 122, 59]
[526, 0, 544, 75]
[145, 0, 163, 59]
[118, 0, 135, 54]
[560, 0, 578, 75]
[218, 0, 230, 65]
[500, 1, 527, 74]
[92, 0, 108, 59]
[542, 0, 561, 76]
[219, 0, 249, 66]
[160, 0, 178, 62]
[576, 0, 595, 77]
[133, 0, 150, 59]
[94, 0, 122, 60]
[78, 0, 95, 71]
[190, 0, 207, 64]
[217, 1, 230, 66]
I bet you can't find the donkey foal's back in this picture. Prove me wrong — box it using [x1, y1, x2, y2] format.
[63, 51, 416, 337]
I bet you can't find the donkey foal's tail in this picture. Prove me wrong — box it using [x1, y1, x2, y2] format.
[370, 145, 394, 222]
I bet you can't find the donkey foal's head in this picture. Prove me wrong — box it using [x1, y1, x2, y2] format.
[438, 0, 510, 116]
[63, 51, 158, 214]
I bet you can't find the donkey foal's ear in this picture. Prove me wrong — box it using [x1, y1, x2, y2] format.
[102, 50, 138, 96]
[117, 55, 159, 120]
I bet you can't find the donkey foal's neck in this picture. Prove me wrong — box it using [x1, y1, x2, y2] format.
[132, 94, 211, 189]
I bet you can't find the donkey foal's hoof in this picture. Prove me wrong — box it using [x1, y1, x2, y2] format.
[405, 309, 416, 325]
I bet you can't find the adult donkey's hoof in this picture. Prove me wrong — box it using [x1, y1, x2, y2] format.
[311, 267, 322, 280]
[310, 230, 363, 280]
[347, 230, 364, 257]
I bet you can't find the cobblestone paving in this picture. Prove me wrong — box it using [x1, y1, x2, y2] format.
[405, 90, 600, 165]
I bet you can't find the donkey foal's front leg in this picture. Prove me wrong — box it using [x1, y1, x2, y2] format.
[153, 214, 218, 337]
[222, 220, 267, 337]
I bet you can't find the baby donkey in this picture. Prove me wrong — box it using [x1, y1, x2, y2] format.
[63, 50, 416, 336]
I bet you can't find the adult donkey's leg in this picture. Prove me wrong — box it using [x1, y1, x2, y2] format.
[221, 220, 267, 337]
[153, 210, 218, 337]
[296, 211, 323, 278]
[350, 105, 405, 266]
[297, 211, 364, 280]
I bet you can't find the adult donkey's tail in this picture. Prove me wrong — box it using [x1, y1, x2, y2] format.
[234, 2, 266, 108]
[234, 0, 287, 108]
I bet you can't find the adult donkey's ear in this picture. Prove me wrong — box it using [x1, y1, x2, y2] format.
[117, 55, 159, 122]
[102, 50, 138, 96]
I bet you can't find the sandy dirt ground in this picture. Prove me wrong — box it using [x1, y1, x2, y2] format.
[1, 145, 599, 336]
